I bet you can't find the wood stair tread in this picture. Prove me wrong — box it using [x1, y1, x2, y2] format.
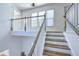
[46, 38, 67, 42]
[44, 47, 71, 54]
[46, 33, 64, 37]
[46, 36, 65, 39]
[45, 41, 68, 46]
[43, 50, 71, 56]
[43, 52, 61, 56]
[46, 31, 63, 33]
[45, 43, 70, 50]
[46, 35, 64, 37]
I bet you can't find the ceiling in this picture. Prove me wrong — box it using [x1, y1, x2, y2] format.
[13, 3, 72, 11]
[14, 3, 47, 10]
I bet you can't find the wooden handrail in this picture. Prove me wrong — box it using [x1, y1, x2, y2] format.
[28, 14, 46, 56]
[11, 15, 44, 20]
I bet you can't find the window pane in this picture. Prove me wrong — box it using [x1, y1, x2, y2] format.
[46, 10, 54, 26]
[14, 9, 21, 18]
[32, 13, 37, 16]
[38, 11, 45, 26]
[46, 10, 54, 19]
[32, 13, 38, 27]
[13, 8, 22, 31]
[21, 19, 27, 31]
[13, 20, 22, 31]
[46, 19, 54, 26]
[32, 19, 37, 27]
[39, 11, 45, 15]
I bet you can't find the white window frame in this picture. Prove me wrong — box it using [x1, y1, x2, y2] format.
[46, 9, 54, 26]
[38, 11, 45, 26]
[31, 13, 38, 27]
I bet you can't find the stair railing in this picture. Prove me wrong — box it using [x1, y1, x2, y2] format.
[11, 15, 45, 32]
[28, 14, 46, 56]
[64, 3, 79, 35]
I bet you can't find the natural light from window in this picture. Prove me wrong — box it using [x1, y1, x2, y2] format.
[46, 10, 54, 26]
[32, 13, 38, 27]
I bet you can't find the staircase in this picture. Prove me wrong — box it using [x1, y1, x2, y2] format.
[43, 31, 71, 56]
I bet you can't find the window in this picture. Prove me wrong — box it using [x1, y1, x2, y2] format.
[13, 8, 22, 31]
[14, 9, 21, 18]
[46, 10, 54, 26]
[38, 11, 45, 26]
[13, 20, 22, 31]
[31, 13, 38, 27]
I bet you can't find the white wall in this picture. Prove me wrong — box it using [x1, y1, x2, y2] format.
[64, 22, 79, 56]
[21, 24, 46, 56]
[21, 30, 39, 55]
[64, 3, 79, 56]
[0, 3, 22, 56]
[22, 3, 65, 31]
